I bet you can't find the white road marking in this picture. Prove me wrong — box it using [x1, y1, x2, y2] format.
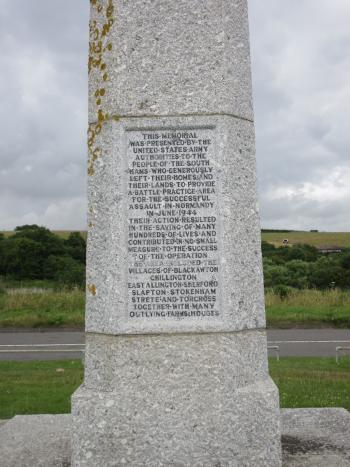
[0, 344, 83, 347]
[0, 349, 83, 353]
[268, 340, 350, 344]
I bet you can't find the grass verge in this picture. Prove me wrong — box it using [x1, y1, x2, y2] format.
[0, 360, 83, 419]
[0, 357, 349, 419]
[270, 357, 350, 410]
[265, 289, 350, 328]
[0, 289, 85, 328]
[0, 288, 349, 329]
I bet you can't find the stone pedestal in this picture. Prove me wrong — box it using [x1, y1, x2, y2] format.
[72, 332, 280, 466]
[72, 0, 282, 465]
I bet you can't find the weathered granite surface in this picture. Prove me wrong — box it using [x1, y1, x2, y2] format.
[0, 414, 71, 467]
[72, 331, 280, 466]
[282, 408, 350, 466]
[72, 379, 280, 466]
[75, 0, 281, 464]
[88, 0, 253, 122]
[1, 409, 349, 466]
[83, 331, 269, 390]
[86, 116, 264, 335]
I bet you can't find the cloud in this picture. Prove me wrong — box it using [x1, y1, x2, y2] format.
[0, 0, 349, 232]
[0, 0, 88, 230]
[249, 0, 350, 230]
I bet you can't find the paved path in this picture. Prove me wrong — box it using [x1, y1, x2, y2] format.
[0, 329, 349, 360]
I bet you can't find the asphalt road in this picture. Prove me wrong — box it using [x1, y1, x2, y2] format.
[0, 329, 349, 360]
[267, 328, 350, 358]
[0, 331, 85, 361]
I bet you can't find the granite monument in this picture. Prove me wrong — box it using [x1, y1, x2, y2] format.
[71, 0, 282, 465]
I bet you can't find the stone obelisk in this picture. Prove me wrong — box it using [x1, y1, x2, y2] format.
[72, 0, 282, 465]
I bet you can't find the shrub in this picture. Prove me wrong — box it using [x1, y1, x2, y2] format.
[273, 284, 294, 300]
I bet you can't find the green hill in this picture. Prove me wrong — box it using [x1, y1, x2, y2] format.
[262, 231, 350, 248]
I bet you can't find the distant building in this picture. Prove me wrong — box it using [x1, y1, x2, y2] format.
[317, 245, 343, 254]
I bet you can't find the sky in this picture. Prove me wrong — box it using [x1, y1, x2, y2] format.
[0, 0, 349, 232]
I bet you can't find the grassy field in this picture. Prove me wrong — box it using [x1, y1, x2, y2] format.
[0, 357, 349, 419]
[269, 357, 350, 410]
[1, 288, 350, 328]
[265, 288, 350, 328]
[0, 360, 83, 420]
[0, 289, 84, 328]
[262, 231, 350, 248]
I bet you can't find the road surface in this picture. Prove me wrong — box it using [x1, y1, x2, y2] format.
[0, 329, 349, 360]
[0, 331, 84, 361]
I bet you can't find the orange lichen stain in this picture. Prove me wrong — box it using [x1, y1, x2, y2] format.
[88, 0, 116, 176]
[89, 0, 114, 74]
[97, 109, 105, 122]
[88, 284, 97, 296]
[87, 163, 95, 176]
[87, 115, 120, 176]
[92, 147, 101, 161]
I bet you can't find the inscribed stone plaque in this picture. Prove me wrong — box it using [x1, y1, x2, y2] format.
[126, 128, 221, 326]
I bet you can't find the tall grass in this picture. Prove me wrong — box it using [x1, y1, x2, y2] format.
[0, 287, 349, 328]
[265, 288, 350, 327]
[266, 288, 350, 307]
[0, 289, 85, 327]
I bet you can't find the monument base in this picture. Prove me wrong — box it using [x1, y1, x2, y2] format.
[2, 409, 350, 466]
[71, 331, 281, 466]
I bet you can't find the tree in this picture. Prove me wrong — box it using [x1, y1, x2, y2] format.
[263, 264, 289, 288]
[285, 260, 309, 289]
[340, 252, 350, 270]
[4, 237, 43, 279]
[309, 257, 344, 289]
[14, 225, 65, 258]
[64, 232, 86, 264]
[0, 235, 6, 276]
[45, 255, 85, 288]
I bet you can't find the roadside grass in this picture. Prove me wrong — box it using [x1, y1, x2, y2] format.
[265, 288, 350, 328]
[269, 357, 350, 410]
[1, 288, 350, 328]
[0, 358, 349, 419]
[0, 289, 85, 328]
[0, 360, 83, 420]
[262, 231, 350, 248]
